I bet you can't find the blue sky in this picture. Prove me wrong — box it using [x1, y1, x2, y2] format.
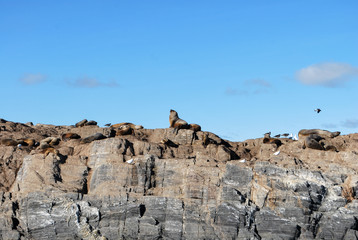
[1, 1, 357, 141]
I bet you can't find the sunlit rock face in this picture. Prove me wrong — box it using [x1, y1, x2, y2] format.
[1, 119, 358, 239]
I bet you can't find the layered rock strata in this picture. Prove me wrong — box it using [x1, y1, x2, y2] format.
[0, 119, 357, 239]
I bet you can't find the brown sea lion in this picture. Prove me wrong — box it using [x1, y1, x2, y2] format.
[62, 133, 81, 141]
[41, 137, 61, 146]
[263, 137, 282, 148]
[202, 132, 210, 146]
[111, 122, 136, 129]
[112, 122, 143, 135]
[0, 139, 18, 146]
[40, 147, 59, 157]
[116, 124, 133, 136]
[75, 119, 88, 127]
[189, 123, 201, 132]
[302, 135, 324, 150]
[19, 138, 36, 147]
[298, 129, 340, 139]
[84, 120, 97, 126]
[169, 109, 190, 130]
[134, 125, 144, 130]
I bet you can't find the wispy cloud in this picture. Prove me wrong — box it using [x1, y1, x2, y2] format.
[245, 79, 271, 88]
[342, 119, 358, 128]
[19, 73, 47, 85]
[225, 87, 247, 96]
[67, 77, 119, 88]
[295, 62, 358, 87]
[225, 78, 272, 96]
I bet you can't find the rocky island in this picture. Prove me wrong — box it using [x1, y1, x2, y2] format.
[0, 117, 357, 239]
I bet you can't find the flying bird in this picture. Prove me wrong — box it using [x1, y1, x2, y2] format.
[314, 108, 321, 113]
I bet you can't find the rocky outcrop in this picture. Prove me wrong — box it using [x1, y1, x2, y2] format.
[0, 119, 358, 239]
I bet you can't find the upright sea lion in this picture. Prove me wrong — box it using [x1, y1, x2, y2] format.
[169, 109, 190, 130]
[298, 129, 340, 139]
[202, 132, 210, 146]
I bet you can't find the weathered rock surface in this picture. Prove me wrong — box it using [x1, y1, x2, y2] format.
[0, 119, 358, 239]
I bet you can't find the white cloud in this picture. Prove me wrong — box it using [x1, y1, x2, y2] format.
[67, 77, 119, 88]
[19, 73, 47, 85]
[295, 62, 358, 86]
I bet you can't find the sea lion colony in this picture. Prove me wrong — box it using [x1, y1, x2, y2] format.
[0, 110, 342, 159]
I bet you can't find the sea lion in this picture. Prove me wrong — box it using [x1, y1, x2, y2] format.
[202, 132, 210, 146]
[134, 125, 144, 130]
[116, 124, 133, 136]
[189, 123, 201, 132]
[263, 137, 282, 148]
[62, 133, 81, 141]
[298, 129, 340, 139]
[75, 119, 88, 127]
[38, 142, 50, 150]
[302, 135, 324, 150]
[0, 139, 18, 146]
[40, 147, 59, 157]
[80, 133, 106, 144]
[19, 138, 36, 147]
[324, 145, 338, 152]
[112, 123, 143, 135]
[84, 120, 97, 126]
[25, 122, 34, 126]
[111, 122, 136, 129]
[41, 137, 61, 146]
[169, 109, 190, 131]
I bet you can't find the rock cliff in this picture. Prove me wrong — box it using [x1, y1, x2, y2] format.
[0, 119, 358, 239]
